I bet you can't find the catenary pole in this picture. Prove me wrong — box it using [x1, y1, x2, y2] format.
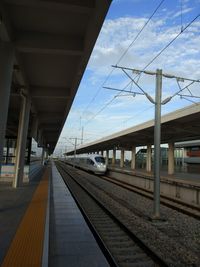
[153, 69, 162, 219]
[111, 64, 200, 219]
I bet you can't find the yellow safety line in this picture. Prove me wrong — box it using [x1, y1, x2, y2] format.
[1, 169, 49, 267]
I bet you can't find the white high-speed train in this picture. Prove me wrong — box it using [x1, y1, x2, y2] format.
[66, 154, 107, 174]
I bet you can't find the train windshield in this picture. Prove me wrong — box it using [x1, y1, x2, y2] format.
[95, 156, 105, 164]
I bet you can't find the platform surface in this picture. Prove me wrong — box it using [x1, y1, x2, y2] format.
[0, 164, 109, 267]
[49, 163, 110, 267]
[0, 162, 199, 267]
[109, 165, 200, 184]
[0, 174, 44, 266]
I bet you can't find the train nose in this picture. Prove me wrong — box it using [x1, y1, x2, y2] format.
[97, 164, 107, 171]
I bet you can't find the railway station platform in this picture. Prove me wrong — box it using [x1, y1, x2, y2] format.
[108, 165, 200, 184]
[107, 165, 200, 208]
[0, 162, 109, 267]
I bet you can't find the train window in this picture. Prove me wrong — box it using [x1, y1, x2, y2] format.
[87, 159, 95, 165]
[95, 156, 105, 164]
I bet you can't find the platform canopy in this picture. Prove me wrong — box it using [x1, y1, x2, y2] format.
[0, 0, 112, 154]
[66, 103, 200, 155]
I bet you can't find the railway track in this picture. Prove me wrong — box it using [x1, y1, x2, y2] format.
[55, 161, 200, 267]
[56, 161, 166, 267]
[100, 175, 200, 220]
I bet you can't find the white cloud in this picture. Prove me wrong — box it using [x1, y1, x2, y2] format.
[55, 3, 200, 153]
[87, 17, 200, 88]
[173, 7, 193, 18]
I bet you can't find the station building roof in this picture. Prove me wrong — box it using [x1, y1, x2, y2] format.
[66, 103, 200, 155]
[1, 0, 112, 154]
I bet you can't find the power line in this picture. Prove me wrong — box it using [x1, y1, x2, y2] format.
[84, 80, 132, 126]
[180, 96, 199, 105]
[99, 105, 154, 136]
[180, 0, 183, 31]
[122, 105, 154, 124]
[114, 65, 200, 104]
[82, 71, 113, 117]
[116, 0, 165, 65]
[81, 0, 165, 117]
[83, 7, 200, 129]
[142, 12, 200, 71]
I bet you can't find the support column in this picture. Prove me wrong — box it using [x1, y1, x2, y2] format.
[168, 143, 174, 175]
[120, 148, 124, 168]
[106, 150, 109, 165]
[0, 42, 14, 175]
[26, 138, 32, 165]
[12, 140, 17, 164]
[30, 115, 38, 140]
[13, 94, 31, 188]
[6, 139, 10, 165]
[112, 149, 116, 165]
[131, 146, 136, 170]
[38, 129, 43, 147]
[146, 144, 152, 172]
[41, 147, 45, 165]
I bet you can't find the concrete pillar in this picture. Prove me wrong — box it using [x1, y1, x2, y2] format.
[146, 144, 152, 172]
[131, 146, 136, 170]
[13, 94, 31, 188]
[168, 143, 174, 175]
[6, 139, 10, 164]
[11, 139, 17, 164]
[38, 129, 43, 147]
[106, 150, 109, 165]
[0, 42, 14, 175]
[120, 148, 124, 168]
[41, 147, 45, 165]
[27, 138, 32, 165]
[12, 148, 16, 164]
[112, 149, 116, 165]
[30, 115, 38, 140]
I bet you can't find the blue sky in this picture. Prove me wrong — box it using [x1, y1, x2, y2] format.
[54, 0, 200, 155]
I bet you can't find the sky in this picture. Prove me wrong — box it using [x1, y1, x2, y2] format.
[54, 0, 200, 156]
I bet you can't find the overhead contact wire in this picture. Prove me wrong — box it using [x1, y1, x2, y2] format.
[82, 0, 165, 119]
[116, 0, 165, 66]
[142, 13, 200, 71]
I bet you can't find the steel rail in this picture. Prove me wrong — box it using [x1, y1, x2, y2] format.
[56, 161, 169, 267]
[100, 174, 200, 220]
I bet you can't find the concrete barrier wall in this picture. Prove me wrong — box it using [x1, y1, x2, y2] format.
[108, 168, 200, 206]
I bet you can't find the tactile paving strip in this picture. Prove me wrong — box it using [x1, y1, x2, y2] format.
[1, 169, 49, 267]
